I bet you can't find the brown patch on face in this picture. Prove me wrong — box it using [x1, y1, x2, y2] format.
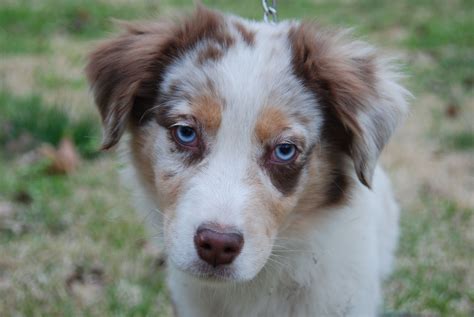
[233, 21, 255, 46]
[255, 107, 289, 143]
[197, 44, 224, 65]
[255, 106, 305, 196]
[295, 145, 353, 213]
[261, 147, 307, 197]
[153, 93, 213, 167]
[166, 128, 207, 167]
[318, 117, 354, 207]
[191, 94, 222, 133]
[85, 6, 234, 149]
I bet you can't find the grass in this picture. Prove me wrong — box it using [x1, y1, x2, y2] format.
[444, 132, 474, 151]
[0, 157, 171, 316]
[0, 91, 101, 158]
[0, 0, 161, 54]
[386, 196, 474, 315]
[0, 0, 473, 316]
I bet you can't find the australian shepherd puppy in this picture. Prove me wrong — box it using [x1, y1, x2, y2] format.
[86, 5, 409, 317]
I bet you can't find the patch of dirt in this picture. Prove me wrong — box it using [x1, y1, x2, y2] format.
[0, 56, 42, 96]
[0, 201, 28, 235]
[0, 42, 95, 117]
[0, 202, 15, 219]
[0, 259, 15, 292]
[382, 94, 474, 209]
[5, 133, 35, 155]
[141, 240, 167, 268]
[66, 265, 105, 306]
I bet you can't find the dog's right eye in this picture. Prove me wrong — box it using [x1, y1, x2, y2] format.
[270, 143, 298, 164]
[171, 125, 198, 148]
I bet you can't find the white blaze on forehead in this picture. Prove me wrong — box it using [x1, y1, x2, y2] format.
[211, 20, 317, 144]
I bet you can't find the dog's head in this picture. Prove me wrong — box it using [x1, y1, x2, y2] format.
[86, 6, 408, 282]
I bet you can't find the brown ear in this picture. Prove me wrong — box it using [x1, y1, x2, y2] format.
[85, 6, 227, 150]
[289, 23, 409, 188]
[85, 21, 173, 150]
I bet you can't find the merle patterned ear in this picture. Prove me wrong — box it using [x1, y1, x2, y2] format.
[85, 21, 174, 150]
[289, 23, 409, 187]
[86, 6, 226, 150]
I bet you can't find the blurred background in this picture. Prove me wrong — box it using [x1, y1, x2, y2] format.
[0, 0, 472, 316]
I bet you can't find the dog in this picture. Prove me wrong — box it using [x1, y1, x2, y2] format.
[86, 5, 409, 316]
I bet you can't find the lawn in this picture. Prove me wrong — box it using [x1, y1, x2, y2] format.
[0, 0, 473, 316]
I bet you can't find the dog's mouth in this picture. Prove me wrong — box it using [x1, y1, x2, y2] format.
[172, 259, 242, 283]
[186, 261, 238, 282]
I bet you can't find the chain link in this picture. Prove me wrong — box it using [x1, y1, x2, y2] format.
[262, 0, 277, 23]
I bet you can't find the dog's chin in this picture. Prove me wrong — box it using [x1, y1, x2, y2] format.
[171, 260, 258, 286]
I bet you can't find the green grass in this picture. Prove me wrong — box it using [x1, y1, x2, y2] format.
[444, 131, 474, 151]
[386, 196, 474, 314]
[0, 156, 171, 316]
[0, 0, 473, 316]
[35, 69, 86, 90]
[0, 0, 161, 54]
[0, 91, 101, 158]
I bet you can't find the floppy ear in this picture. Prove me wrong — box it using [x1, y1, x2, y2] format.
[86, 6, 228, 150]
[85, 21, 175, 150]
[289, 24, 410, 188]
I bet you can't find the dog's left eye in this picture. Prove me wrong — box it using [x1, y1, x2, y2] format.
[172, 125, 198, 148]
[271, 143, 298, 163]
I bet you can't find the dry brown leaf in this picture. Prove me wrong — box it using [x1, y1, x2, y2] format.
[40, 137, 80, 174]
[445, 102, 460, 119]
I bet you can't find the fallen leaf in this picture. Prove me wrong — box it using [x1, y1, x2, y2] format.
[445, 102, 460, 119]
[40, 138, 80, 174]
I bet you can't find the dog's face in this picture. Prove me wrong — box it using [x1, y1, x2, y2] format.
[86, 7, 408, 282]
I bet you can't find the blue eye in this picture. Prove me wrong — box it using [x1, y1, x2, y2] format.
[174, 126, 197, 145]
[273, 143, 297, 162]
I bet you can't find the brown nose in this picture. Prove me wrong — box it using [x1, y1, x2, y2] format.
[194, 225, 244, 267]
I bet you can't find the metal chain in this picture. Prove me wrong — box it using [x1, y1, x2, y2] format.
[262, 0, 278, 23]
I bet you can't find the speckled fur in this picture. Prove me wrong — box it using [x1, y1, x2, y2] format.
[86, 6, 409, 317]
